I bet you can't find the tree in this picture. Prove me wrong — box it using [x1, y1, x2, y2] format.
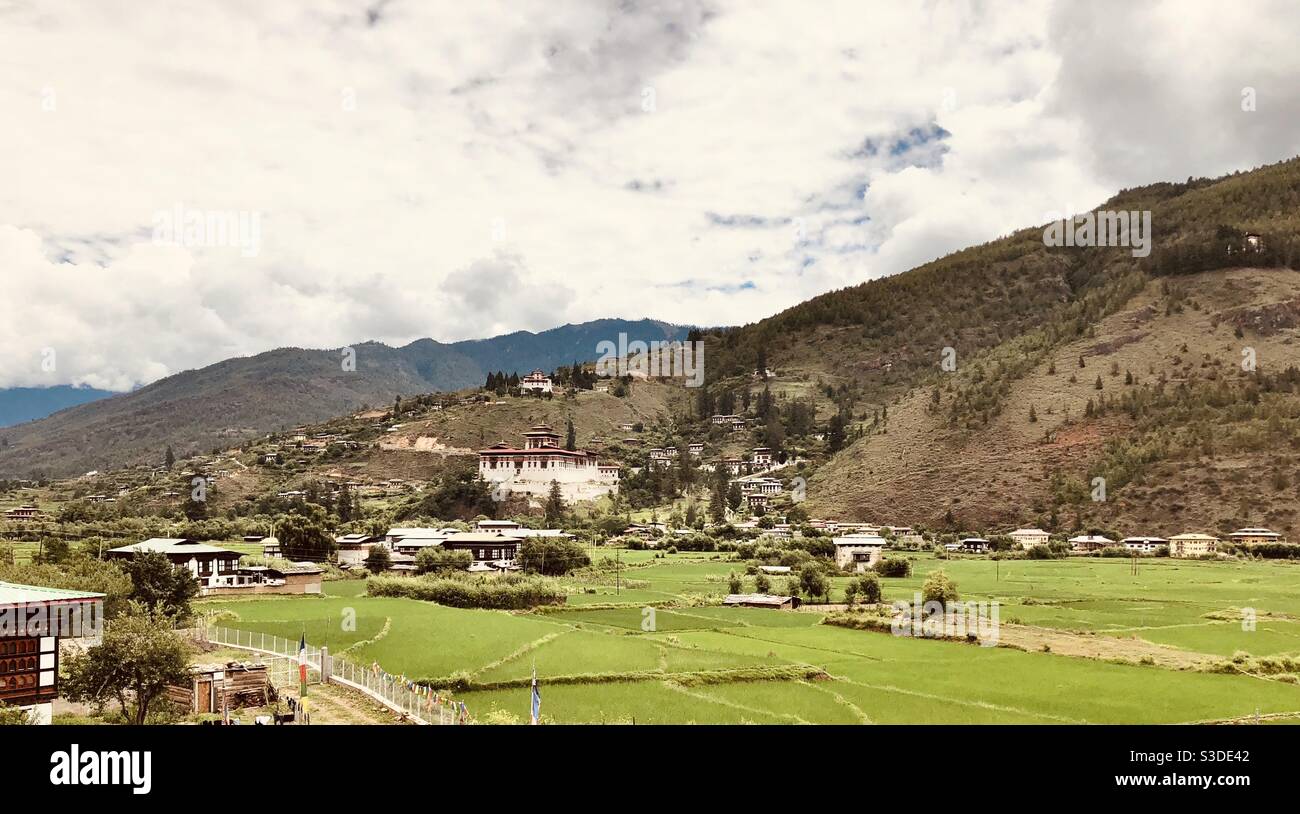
[921, 570, 959, 608]
[519, 537, 590, 576]
[34, 537, 70, 565]
[62, 605, 192, 725]
[798, 562, 828, 603]
[754, 572, 771, 593]
[843, 579, 858, 607]
[414, 547, 472, 574]
[277, 505, 334, 560]
[565, 418, 576, 451]
[364, 545, 392, 574]
[337, 482, 354, 522]
[857, 571, 882, 603]
[120, 552, 199, 621]
[164, 445, 175, 470]
[544, 480, 566, 526]
[727, 572, 742, 594]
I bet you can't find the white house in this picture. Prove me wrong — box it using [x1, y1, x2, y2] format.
[833, 533, 887, 572]
[1121, 536, 1167, 554]
[518, 370, 553, 394]
[1228, 527, 1285, 546]
[1068, 534, 1115, 553]
[751, 447, 774, 468]
[1169, 533, 1219, 558]
[1008, 528, 1050, 549]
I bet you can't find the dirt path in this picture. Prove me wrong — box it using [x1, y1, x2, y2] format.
[288, 682, 413, 725]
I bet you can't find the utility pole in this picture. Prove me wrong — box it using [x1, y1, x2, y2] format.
[616, 549, 621, 595]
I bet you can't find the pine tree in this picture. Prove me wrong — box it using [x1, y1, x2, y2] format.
[565, 418, 576, 451]
[544, 480, 566, 526]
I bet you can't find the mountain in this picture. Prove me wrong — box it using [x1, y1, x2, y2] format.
[0, 319, 688, 478]
[691, 157, 1300, 537]
[449, 318, 688, 375]
[0, 386, 116, 428]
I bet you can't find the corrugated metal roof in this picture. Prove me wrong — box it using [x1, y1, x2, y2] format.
[0, 580, 105, 608]
[107, 538, 237, 555]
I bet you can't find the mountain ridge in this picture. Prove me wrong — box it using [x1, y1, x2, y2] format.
[0, 317, 690, 477]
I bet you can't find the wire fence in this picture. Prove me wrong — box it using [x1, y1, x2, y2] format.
[199, 626, 465, 724]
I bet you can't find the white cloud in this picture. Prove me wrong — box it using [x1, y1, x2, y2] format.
[0, 0, 1297, 389]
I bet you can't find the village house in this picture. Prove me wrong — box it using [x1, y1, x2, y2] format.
[106, 538, 243, 588]
[751, 447, 774, 468]
[1068, 534, 1116, 553]
[1121, 536, 1168, 554]
[1008, 528, 1050, 549]
[3, 506, 42, 521]
[745, 492, 771, 511]
[0, 581, 105, 724]
[951, 537, 991, 554]
[1228, 527, 1286, 546]
[833, 533, 887, 572]
[647, 448, 674, 469]
[883, 526, 924, 546]
[383, 527, 457, 555]
[688, 442, 704, 456]
[518, 369, 553, 394]
[204, 562, 324, 596]
[335, 533, 382, 566]
[476, 519, 522, 533]
[1168, 533, 1220, 558]
[261, 536, 282, 558]
[723, 593, 801, 610]
[441, 532, 522, 570]
[478, 424, 620, 502]
[718, 458, 746, 476]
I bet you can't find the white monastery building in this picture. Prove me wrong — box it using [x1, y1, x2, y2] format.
[478, 424, 620, 502]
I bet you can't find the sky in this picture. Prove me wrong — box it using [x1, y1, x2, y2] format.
[1, 0, 1298, 391]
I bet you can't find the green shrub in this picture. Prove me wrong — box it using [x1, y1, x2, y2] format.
[367, 573, 566, 609]
[874, 556, 912, 578]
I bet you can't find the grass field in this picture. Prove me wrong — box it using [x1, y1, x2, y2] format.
[198, 551, 1300, 724]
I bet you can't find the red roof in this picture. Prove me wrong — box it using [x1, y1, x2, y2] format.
[478, 447, 596, 457]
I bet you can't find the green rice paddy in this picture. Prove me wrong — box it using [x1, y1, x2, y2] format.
[199, 550, 1300, 723]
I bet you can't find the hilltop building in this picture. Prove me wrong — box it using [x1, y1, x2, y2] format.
[3, 506, 42, 522]
[478, 424, 620, 502]
[519, 370, 553, 394]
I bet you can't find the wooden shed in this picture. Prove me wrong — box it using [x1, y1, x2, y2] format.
[168, 661, 272, 714]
